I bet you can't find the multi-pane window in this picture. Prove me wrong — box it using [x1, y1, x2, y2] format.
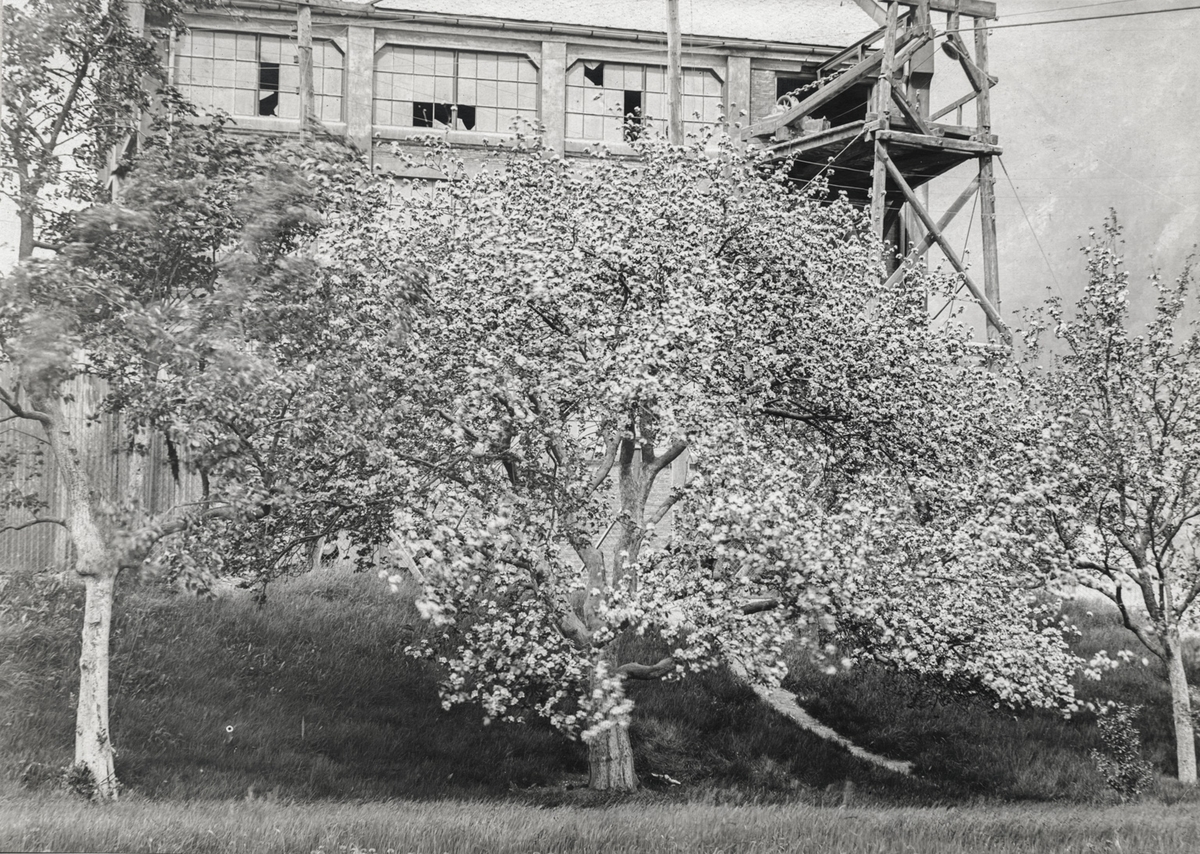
[175, 30, 344, 122]
[374, 46, 538, 134]
[566, 61, 723, 143]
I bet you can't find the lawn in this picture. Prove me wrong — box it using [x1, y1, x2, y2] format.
[5, 567, 1200, 852]
[4, 797, 1200, 854]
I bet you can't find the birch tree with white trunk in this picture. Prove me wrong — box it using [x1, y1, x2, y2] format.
[0, 125, 420, 799]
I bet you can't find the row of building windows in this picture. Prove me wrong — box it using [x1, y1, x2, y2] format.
[174, 30, 725, 140]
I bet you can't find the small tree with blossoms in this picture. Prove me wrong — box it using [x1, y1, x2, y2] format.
[382, 135, 1084, 790]
[1023, 217, 1200, 784]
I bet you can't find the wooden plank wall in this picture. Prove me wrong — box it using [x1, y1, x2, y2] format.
[0, 366, 201, 575]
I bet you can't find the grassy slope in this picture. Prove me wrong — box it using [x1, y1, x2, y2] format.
[785, 599, 1200, 805]
[2, 567, 1198, 810]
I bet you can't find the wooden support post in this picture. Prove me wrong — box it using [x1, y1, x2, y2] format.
[880, 151, 1009, 340]
[975, 17, 1001, 343]
[666, 0, 682, 145]
[297, 3, 314, 140]
[869, 1, 900, 240]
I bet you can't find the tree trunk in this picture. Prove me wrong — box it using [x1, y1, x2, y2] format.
[588, 721, 637, 791]
[18, 207, 35, 260]
[74, 570, 119, 799]
[1165, 630, 1197, 785]
[38, 394, 124, 799]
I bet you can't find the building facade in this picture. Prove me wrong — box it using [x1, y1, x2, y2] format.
[172, 0, 878, 170]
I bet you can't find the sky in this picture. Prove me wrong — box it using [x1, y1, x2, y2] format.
[927, 0, 1200, 330]
[3, 0, 1198, 334]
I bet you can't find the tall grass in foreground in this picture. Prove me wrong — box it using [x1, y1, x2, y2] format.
[4, 798, 1200, 854]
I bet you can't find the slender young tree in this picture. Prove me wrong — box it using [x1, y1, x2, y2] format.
[0, 123, 420, 799]
[0, 0, 194, 259]
[1024, 218, 1200, 784]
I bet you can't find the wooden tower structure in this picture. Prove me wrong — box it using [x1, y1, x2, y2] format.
[742, 0, 1007, 344]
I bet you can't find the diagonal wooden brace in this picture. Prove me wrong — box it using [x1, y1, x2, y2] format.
[944, 31, 998, 94]
[879, 151, 1010, 341]
[889, 87, 930, 135]
[744, 30, 932, 139]
[885, 174, 980, 287]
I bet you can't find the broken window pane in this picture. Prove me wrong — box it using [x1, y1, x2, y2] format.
[412, 101, 434, 127]
[623, 90, 643, 142]
[175, 29, 341, 122]
[258, 91, 279, 117]
[374, 46, 537, 132]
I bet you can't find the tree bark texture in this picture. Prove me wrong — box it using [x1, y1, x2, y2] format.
[588, 721, 637, 791]
[39, 394, 124, 798]
[75, 571, 119, 798]
[1165, 630, 1197, 785]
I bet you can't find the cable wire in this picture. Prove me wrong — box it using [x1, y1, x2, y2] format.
[982, 3, 1200, 29]
[1001, 0, 1150, 20]
[998, 156, 1065, 297]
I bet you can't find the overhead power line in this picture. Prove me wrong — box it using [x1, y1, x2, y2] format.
[1001, 0, 1146, 20]
[983, 3, 1200, 29]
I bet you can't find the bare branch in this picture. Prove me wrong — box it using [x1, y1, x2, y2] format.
[0, 517, 67, 534]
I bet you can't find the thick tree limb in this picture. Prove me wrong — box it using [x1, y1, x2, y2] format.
[0, 387, 53, 427]
[741, 597, 781, 615]
[586, 432, 621, 497]
[647, 489, 682, 527]
[643, 438, 687, 490]
[616, 657, 675, 679]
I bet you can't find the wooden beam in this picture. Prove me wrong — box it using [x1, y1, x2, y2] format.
[852, 0, 889, 26]
[877, 129, 1001, 155]
[870, 1, 900, 239]
[666, 0, 682, 145]
[817, 24, 888, 75]
[944, 31, 997, 93]
[298, 3, 314, 140]
[929, 86, 992, 123]
[884, 174, 979, 286]
[764, 120, 865, 158]
[880, 151, 1010, 341]
[902, 0, 996, 19]
[975, 17, 1001, 344]
[890, 87, 930, 135]
[745, 29, 931, 140]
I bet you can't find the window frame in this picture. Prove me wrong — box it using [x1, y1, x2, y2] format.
[564, 52, 726, 151]
[171, 26, 347, 129]
[372, 41, 542, 141]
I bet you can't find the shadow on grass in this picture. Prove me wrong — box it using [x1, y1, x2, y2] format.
[7, 572, 1200, 807]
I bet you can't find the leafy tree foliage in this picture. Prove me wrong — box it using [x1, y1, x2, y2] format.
[378, 137, 1083, 790]
[0, 122, 420, 798]
[1024, 218, 1200, 784]
[1, 0, 193, 259]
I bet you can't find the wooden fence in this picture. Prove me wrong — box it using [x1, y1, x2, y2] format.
[0, 367, 200, 574]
